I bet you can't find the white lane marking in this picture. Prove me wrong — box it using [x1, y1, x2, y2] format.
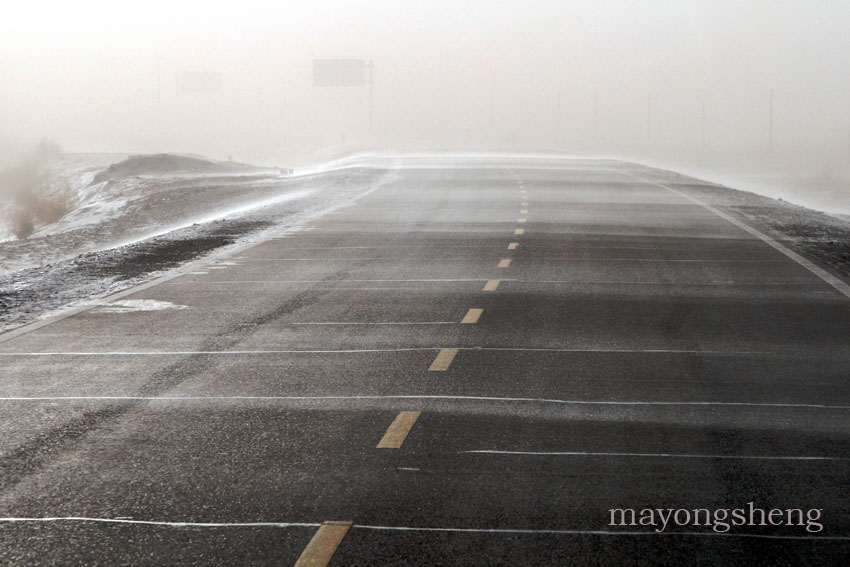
[0, 517, 845, 541]
[256, 245, 526, 250]
[3, 395, 846, 410]
[0, 347, 770, 356]
[177, 258, 795, 265]
[189, 271, 208, 275]
[269, 288, 473, 291]
[169, 279, 498, 284]
[617, 169, 850, 301]
[529, 258, 787, 263]
[463, 450, 849, 461]
[290, 322, 455, 326]
[0, 517, 320, 528]
[513, 280, 826, 287]
[234, 257, 516, 261]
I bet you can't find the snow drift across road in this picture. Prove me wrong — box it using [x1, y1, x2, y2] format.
[0, 152, 399, 333]
[0, 153, 289, 272]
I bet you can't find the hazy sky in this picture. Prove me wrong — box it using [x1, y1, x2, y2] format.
[2, 1, 849, 164]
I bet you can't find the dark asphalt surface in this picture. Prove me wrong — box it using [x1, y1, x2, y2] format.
[2, 155, 850, 565]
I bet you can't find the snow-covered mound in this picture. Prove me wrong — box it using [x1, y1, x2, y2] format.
[90, 153, 267, 185]
[0, 153, 306, 275]
[0, 152, 399, 332]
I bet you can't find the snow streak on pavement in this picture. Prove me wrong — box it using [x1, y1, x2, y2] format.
[1, 153, 850, 565]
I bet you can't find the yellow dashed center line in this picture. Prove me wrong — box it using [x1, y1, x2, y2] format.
[483, 279, 501, 291]
[514, 228, 525, 235]
[521, 202, 528, 206]
[429, 348, 458, 371]
[461, 308, 484, 324]
[498, 259, 512, 268]
[294, 521, 353, 567]
[377, 411, 421, 449]
[508, 243, 518, 250]
[518, 218, 527, 223]
[521, 209, 528, 214]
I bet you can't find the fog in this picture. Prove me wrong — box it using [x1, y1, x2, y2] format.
[2, 1, 849, 201]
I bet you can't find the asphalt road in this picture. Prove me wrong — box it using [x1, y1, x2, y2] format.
[2, 155, 850, 565]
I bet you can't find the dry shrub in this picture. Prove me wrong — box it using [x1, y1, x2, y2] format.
[11, 208, 35, 239]
[1, 139, 67, 240]
[35, 192, 71, 224]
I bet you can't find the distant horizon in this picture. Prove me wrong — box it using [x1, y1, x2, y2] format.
[2, 1, 849, 173]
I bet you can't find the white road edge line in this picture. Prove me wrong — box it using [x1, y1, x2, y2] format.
[290, 322, 456, 326]
[1, 395, 848, 410]
[0, 347, 771, 356]
[0, 517, 320, 528]
[169, 279, 503, 284]
[462, 450, 849, 461]
[615, 168, 850, 301]
[182, 258, 794, 264]
[166, 280, 826, 287]
[0, 517, 847, 541]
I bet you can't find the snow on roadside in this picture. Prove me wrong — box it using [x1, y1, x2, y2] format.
[0, 155, 400, 333]
[0, 154, 290, 275]
[92, 299, 188, 314]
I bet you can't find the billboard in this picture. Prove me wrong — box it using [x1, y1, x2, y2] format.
[313, 59, 366, 87]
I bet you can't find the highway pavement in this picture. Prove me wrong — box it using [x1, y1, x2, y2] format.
[1, 155, 850, 565]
